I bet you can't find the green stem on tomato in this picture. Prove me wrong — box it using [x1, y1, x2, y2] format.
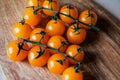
[19, 38, 82, 65]
[26, 5, 100, 31]
[19, 18, 25, 25]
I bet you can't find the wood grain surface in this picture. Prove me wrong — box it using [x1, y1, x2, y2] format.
[0, 0, 120, 80]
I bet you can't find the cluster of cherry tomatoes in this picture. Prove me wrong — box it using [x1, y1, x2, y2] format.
[6, 0, 98, 80]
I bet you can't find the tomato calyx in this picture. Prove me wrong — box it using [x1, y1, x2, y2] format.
[61, 41, 69, 45]
[35, 31, 47, 42]
[74, 62, 82, 72]
[56, 59, 65, 65]
[48, 0, 56, 3]
[26, 6, 40, 15]
[19, 18, 25, 25]
[66, 5, 73, 9]
[72, 25, 82, 34]
[77, 47, 83, 53]
[58, 41, 69, 50]
[33, 9, 39, 15]
[17, 42, 28, 56]
[35, 47, 46, 59]
[86, 10, 94, 19]
[72, 47, 83, 58]
[50, 15, 59, 23]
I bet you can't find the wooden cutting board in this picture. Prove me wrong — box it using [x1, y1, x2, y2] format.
[0, 0, 120, 80]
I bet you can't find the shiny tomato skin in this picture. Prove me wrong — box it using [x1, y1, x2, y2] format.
[45, 19, 65, 36]
[23, 8, 42, 27]
[60, 5, 78, 24]
[47, 35, 67, 54]
[13, 22, 32, 39]
[28, 0, 43, 6]
[62, 67, 83, 80]
[79, 10, 97, 29]
[47, 53, 69, 74]
[67, 24, 86, 44]
[28, 45, 50, 66]
[66, 45, 84, 64]
[30, 28, 50, 46]
[42, 0, 60, 16]
[7, 40, 29, 61]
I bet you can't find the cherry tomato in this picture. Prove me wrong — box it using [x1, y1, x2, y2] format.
[42, 0, 60, 16]
[66, 45, 84, 64]
[45, 19, 65, 36]
[60, 5, 78, 24]
[47, 35, 67, 54]
[23, 8, 42, 27]
[66, 24, 86, 44]
[79, 10, 97, 29]
[30, 28, 50, 46]
[28, 0, 44, 12]
[28, 0, 43, 7]
[47, 53, 69, 74]
[28, 45, 50, 66]
[13, 22, 32, 39]
[6, 40, 29, 61]
[62, 67, 83, 80]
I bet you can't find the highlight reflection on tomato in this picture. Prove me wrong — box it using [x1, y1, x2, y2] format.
[47, 35, 67, 54]
[28, 45, 50, 66]
[23, 8, 42, 27]
[62, 67, 83, 80]
[66, 45, 84, 64]
[67, 24, 86, 44]
[79, 10, 97, 29]
[47, 53, 69, 74]
[7, 40, 29, 61]
[45, 19, 65, 36]
[60, 5, 78, 24]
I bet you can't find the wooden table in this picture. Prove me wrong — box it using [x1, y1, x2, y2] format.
[0, 0, 120, 80]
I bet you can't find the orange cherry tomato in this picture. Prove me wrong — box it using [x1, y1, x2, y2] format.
[30, 28, 50, 46]
[62, 67, 83, 80]
[28, 0, 43, 6]
[79, 10, 97, 29]
[66, 24, 86, 44]
[28, 0, 43, 12]
[28, 45, 50, 66]
[66, 45, 84, 64]
[47, 53, 69, 74]
[13, 22, 32, 39]
[42, 0, 60, 16]
[6, 40, 29, 61]
[23, 8, 42, 27]
[47, 35, 67, 54]
[60, 5, 78, 24]
[45, 19, 65, 36]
